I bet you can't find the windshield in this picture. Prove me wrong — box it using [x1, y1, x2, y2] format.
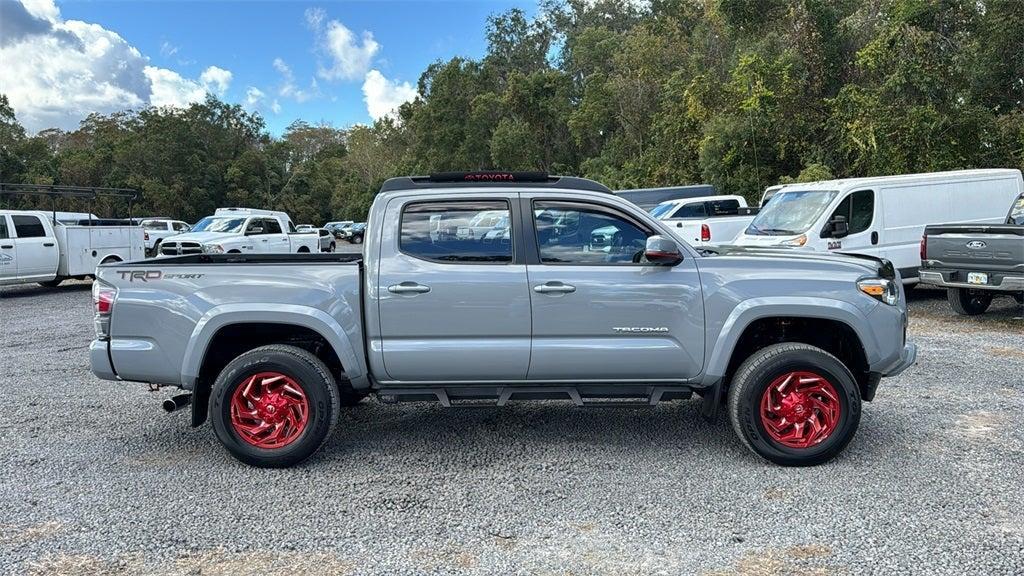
[649, 202, 677, 218]
[746, 190, 838, 236]
[190, 216, 246, 233]
[1008, 193, 1024, 225]
[140, 220, 167, 230]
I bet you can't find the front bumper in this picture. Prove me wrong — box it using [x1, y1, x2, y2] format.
[919, 269, 1024, 292]
[90, 340, 118, 381]
[883, 343, 917, 378]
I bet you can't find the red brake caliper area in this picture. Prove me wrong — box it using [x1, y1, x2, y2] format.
[759, 371, 842, 449]
[230, 372, 309, 449]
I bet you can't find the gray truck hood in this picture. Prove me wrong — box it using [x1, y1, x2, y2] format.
[699, 245, 896, 279]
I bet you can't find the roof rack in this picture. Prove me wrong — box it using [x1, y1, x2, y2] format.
[0, 183, 141, 222]
[379, 172, 613, 194]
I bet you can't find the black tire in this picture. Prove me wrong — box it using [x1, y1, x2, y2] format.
[38, 278, 64, 288]
[328, 242, 336, 253]
[947, 287, 992, 316]
[298, 247, 310, 253]
[1013, 292, 1023, 306]
[210, 345, 340, 468]
[228, 249, 242, 254]
[352, 235, 363, 244]
[727, 343, 861, 466]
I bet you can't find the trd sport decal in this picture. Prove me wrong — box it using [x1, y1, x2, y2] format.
[117, 270, 204, 282]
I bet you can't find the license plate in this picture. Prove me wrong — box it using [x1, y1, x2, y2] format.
[967, 272, 988, 285]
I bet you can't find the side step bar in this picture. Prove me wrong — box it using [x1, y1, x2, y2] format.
[377, 386, 693, 408]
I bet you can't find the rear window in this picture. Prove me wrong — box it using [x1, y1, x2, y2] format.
[672, 202, 707, 219]
[141, 220, 168, 230]
[0, 217, 8, 239]
[12, 215, 46, 238]
[400, 201, 512, 263]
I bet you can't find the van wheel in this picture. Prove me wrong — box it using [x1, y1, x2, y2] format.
[38, 278, 64, 288]
[210, 345, 340, 468]
[727, 343, 861, 466]
[947, 288, 992, 316]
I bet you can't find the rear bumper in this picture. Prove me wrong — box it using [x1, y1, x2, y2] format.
[920, 269, 1024, 292]
[89, 340, 118, 381]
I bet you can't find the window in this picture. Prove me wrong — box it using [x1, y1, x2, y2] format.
[173, 222, 190, 232]
[533, 201, 651, 264]
[12, 215, 46, 238]
[400, 201, 512, 263]
[141, 220, 168, 231]
[1008, 193, 1024, 226]
[671, 202, 707, 219]
[0, 217, 8, 239]
[263, 218, 283, 234]
[708, 199, 740, 215]
[828, 190, 874, 235]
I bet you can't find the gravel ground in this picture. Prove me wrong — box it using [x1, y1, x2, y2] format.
[1, 281, 1021, 576]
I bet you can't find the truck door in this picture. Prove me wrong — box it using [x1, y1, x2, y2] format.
[261, 218, 290, 252]
[523, 197, 704, 381]
[823, 189, 879, 257]
[11, 214, 58, 280]
[376, 197, 532, 381]
[0, 215, 17, 281]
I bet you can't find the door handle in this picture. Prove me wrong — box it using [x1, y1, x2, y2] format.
[0, 245, 12, 249]
[261, 239, 268, 242]
[870, 231, 878, 245]
[388, 282, 431, 294]
[43, 242, 55, 247]
[534, 282, 576, 294]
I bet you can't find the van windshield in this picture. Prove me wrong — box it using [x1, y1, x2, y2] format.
[1008, 193, 1024, 225]
[746, 190, 838, 236]
[190, 216, 246, 233]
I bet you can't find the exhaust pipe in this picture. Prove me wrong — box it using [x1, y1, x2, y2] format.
[162, 394, 192, 413]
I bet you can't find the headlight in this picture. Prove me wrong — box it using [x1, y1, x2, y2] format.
[203, 244, 224, 254]
[780, 234, 807, 247]
[858, 278, 899, 305]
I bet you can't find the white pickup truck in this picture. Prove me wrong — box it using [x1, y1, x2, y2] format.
[158, 208, 319, 256]
[140, 219, 191, 256]
[0, 210, 146, 287]
[650, 195, 758, 246]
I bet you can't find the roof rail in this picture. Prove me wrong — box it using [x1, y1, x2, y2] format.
[380, 172, 613, 194]
[0, 183, 140, 200]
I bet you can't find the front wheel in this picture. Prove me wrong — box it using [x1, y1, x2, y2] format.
[947, 287, 992, 316]
[210, 345, 340, 468]
[352, 235, 363, 244]
[727, 343, 861, 466]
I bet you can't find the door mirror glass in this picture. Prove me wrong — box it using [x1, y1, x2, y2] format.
[644, 235, 683, 266]
[828, 215, 849, 238]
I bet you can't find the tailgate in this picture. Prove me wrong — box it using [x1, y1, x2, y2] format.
[925, 226, 1023, 272]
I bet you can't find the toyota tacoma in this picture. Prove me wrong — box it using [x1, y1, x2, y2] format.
[89, 172, 916, 467]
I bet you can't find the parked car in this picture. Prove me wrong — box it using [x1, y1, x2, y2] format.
[732, 169, 1023, 282]
[649, 194, 758, 246]
[316, 228, 336, 252]
[1, 210, 145, 287]
[326, 222, 354, 239]
[614, 185, 717, 211]
[140, 219, 191, 256]
[919, 190, 1024, 314]
[295, 224, 317, 233]
[339, 222, 366, 244]
[325, 220, 354, 230]
[90, 172, 915, 468]
[157, 208, 319, 256]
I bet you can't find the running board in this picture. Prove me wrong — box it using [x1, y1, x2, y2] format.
[377, 386, 692, 408]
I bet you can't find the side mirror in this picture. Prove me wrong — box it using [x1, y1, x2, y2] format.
[246, 226, 264, 235]
[644, 235, 683, 266]
[827, 215, 849, 238]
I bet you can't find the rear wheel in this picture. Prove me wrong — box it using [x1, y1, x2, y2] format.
[352, 235, 363, 244]
[727, 343, 861, 466]
[947, 287, 992, 316]
[210, 345, 340, 468]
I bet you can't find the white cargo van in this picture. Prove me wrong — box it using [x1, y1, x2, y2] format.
[732, 169, 1024, 281]
[0, 210, 145, 287]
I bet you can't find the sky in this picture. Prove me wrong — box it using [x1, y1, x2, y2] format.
[0, 0, 536, 135]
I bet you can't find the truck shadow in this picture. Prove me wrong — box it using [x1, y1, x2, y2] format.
[0, 280, 92, 299]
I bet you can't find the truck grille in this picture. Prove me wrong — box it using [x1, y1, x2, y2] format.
[160, 241, 203, 256]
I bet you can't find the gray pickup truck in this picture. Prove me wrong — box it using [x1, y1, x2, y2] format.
[89, 172, 916, 468]
[920, 191, 1024, 315]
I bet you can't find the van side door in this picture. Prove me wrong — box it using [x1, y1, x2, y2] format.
[522, 195, 705, 381]
[10, 214, 58, 279]
[822, 189, 879, 256]
[0, 215, 17, 281]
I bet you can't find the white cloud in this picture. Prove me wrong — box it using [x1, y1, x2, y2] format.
[159, 40, 179, 58]
[304, 7, 325, 30]
[200, 65, 232, 96]
[271, 99, 282, 115]
[316, 19, 379, 82]
[244, 86, 265, 107]
[0, 0, 233, 131]
[273, 57, 316, 102]
[361, 69, 416, 121]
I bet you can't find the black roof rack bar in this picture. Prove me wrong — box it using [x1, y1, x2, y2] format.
[380, 172, 612, 194]
[0, 183, 141, 200]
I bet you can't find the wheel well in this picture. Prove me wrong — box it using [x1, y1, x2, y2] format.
[191, 322, 345, 426]
[724, 317, 871, 399]
[297, 246, 310, 253]
[100, 255, 122, 264]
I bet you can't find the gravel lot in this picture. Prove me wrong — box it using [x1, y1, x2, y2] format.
[1, 279, 1021, 575]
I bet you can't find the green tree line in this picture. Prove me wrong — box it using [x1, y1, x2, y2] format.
[2, 0, 1021, 223]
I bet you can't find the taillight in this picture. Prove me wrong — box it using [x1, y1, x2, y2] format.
[920, 234, 927, 261]
[93, 282, 115, 315]
[144, 231, 149, 241]
[701, 224, 711, 242]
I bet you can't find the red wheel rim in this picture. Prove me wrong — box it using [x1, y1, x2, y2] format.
[230, 372, 309, 449]
[759, 371, 841, 449]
